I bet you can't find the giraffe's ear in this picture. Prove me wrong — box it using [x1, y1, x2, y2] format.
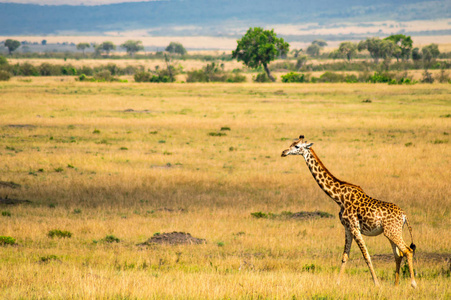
[306, 143, 313, 149]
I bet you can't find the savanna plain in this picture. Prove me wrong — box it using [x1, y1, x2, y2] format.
[0, 78, 450, 299]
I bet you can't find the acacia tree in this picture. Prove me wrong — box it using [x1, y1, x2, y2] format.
[165, 42, 187, 55]
[422, 43, 440, 63]
[97, 41, 116, 56]
[4, 39, 21, 55]
[121, 40, 144, 57]
[232, 27, 289, 82]
[384, 34, 413, 61]
[358, 37, 395, 64]
[76, 42, 90, 56]
[338, 41, 358, 61]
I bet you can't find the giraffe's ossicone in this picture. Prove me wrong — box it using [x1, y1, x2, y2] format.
[282, 135, 417, 288]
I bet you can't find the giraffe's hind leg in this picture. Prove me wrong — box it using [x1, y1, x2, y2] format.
[389, 240, 403, 285]
[384, 230, 417, 288]
[337, 227, 353, 284]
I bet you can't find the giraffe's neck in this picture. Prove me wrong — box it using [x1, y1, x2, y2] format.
[302, 148, 360, 207]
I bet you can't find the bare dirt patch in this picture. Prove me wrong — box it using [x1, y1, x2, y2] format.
[289, 211, 334, 220]
[0, 197, 31, 205]
[7, 124, 36, 128]
[138, 232, 206, 246]
[370, 252, 450, 263]
[0, 181, 22, 189]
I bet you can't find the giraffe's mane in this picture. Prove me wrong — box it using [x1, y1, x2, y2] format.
[309, 148, 365, 192]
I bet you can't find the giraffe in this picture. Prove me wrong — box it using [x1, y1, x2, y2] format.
[281, 135, 417, 288]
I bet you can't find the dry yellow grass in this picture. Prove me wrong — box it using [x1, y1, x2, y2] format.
[0, 78, 450, 299]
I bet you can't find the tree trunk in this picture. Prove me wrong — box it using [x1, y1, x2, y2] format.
[263, 63, 275, 82]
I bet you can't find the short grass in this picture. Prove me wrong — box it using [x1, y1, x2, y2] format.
[0, 78, 450, 299]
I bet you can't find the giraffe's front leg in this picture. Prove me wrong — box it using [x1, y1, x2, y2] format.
[338, 226, 353, 284]
[350, 226, 380, 286]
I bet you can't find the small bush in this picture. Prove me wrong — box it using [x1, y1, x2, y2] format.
[0, 236, 16, 246]
[208, 132, 226, 137]
[48, 229, 72, 238]
[253, 72, 271, 83]
[281, 72, 308, 83]
[101, 235, 120, 243]
[421, 70, 434, 83]
[186, 69, 209, 82]
[2, 211, 11, 217]
[134, 71, 152, 82]
[134, 71, 171, 83]
[94, 70, 112, 82]
[369, 71, 393, 83]
[40, 255, 59, 263]
[226, 73, 246, 83]
[0, 70, 11, 81]
[318, 71, 345, 83]
[251, 211, 267, 219]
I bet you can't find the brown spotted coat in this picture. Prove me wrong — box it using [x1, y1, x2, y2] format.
[281, 136, 417, 288]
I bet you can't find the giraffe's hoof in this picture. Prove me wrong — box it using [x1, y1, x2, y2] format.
[411, 281, 417, 289]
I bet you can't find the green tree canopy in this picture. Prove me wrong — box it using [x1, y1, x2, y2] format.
[4, 39, 21, 55]
[121, 40, 144, 57]
[338, 42, 358, 61]
[358, 37, 395, 64]
[306, 43, 321, 57]
[312, 39, 328, 47]
[76, 42, 91, 56]
[422, 43, 440, 63]
[384, 34, 413, 61]
[232, 27, 289, 82]
[412, 47, 422, 61]
[97, 41, 116, 56]
[165, 42, 187, 55]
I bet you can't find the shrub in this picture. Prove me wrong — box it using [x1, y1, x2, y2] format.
[101, 235, 120, 243]
[19, 62, 38, 76]
[0, 55, 8, 65]
[48, 229, 72, 238]
[2, 211, 11, 217]
[0, 236, 16, 246]
[251, 211, 267, 219]
[134, 71, 171, 83]
[61, 65, 77, 76]
[40, 255, 59, 263]
[369, 71, 393, 83]
[79, 65, 94, 76]
[281, 72, 308, 83]
[208, 132, 226, 137]
[226, 73, 246, 83]
[318, 71, 345, 83]
[0, 70, 11, 81]
[436, 69, 450, 83]
[134, 71, 152, 82]
[254, 72, 271, 83]
[421, 70, 434, 83]
[39, 63, 61, 76]
[186, 69, 209, 82]
[94, 70, 112, 82]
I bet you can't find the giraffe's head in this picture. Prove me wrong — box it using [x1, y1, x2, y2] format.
[281, 135, 313, 157]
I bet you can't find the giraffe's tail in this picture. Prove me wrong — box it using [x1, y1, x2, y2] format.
[405, 215, 416, 253]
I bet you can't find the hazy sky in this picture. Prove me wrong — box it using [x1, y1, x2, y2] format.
[0, 0, 158, 5]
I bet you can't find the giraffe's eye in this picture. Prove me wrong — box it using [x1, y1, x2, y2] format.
[295, 145, 300, 149]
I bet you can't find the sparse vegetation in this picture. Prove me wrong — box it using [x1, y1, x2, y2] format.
[0, 80, 449, 299]
[0, 236, 16, 246]
[48, 230, 72, 238]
